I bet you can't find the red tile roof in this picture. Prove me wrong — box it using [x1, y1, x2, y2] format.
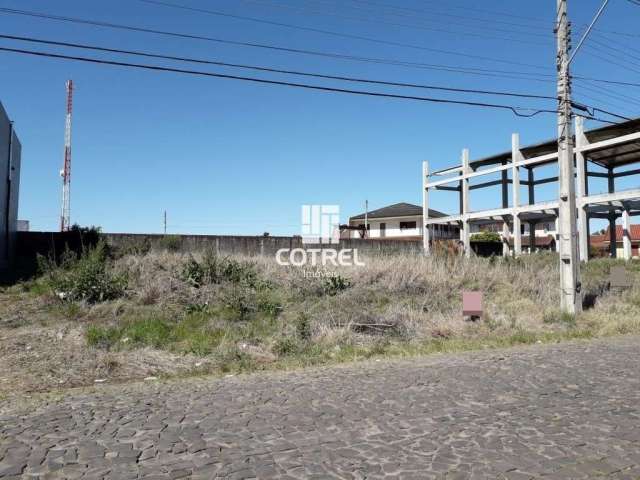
[591, 224, 640, 244]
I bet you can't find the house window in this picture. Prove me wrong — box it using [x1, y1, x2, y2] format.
[400, 221, 417, 231]
[380, 222, 386, 238]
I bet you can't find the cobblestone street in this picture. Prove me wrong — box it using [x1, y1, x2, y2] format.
[2, 336, 640, 479]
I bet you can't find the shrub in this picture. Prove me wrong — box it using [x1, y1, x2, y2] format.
[322, 275, 350, 296]
[223, 287, 256, 321]
[44, 241, 127, 303]
[296, 313, 312, 341]
[182, 256, 205, 287]
[471, 231, 502, 243]
[273, 336, 300, 357]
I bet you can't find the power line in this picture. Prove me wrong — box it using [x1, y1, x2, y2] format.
[0, 7, 559, 83]
[134, 0, 549, 68]
[573, 89, 636, 118]
[571, 101, 631, 121]
[0, 34, 558, 101]
[573, 81, 640, 109]
[336, 0, 549, 31]
[230, 0, 550, 45]
[0, 45, 558, 118]
[573, 75, 640, 88]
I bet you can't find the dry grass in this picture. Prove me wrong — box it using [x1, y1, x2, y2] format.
[1, 247, 639, 395]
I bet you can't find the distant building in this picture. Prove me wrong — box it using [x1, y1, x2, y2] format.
[591, 225, 640, 258]
[17, 220, 29, 232]
[0, 102, 21, 270]
[345, 202, 459, 240]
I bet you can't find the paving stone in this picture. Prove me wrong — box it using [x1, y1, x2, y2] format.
[3, 336, 640, 478]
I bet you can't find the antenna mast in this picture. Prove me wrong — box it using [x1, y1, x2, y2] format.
[60, 79, 73, 231]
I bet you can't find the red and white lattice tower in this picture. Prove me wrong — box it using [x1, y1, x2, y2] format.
[60, 80, 73, 231]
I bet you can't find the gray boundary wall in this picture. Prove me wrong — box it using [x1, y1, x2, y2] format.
[0, 102, 21, 270]
[17, 232, 424, 259]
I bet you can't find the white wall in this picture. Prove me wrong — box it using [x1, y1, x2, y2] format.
[349, 216, 422, 238]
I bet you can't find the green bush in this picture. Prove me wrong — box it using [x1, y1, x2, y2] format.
[471, 231, 502, 243]
[223, 287, 256, 321]
[296, 313, 312, 341]
[273, 336, 301, 357]
[322, 275, 350, 296]
[182, 256, 205, 287]
[42, 241, 127, 303]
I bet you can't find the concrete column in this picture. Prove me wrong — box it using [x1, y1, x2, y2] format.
[511, 134, 522, 256]
[527, 166, 535, 254]
[623, 209, 632, 260]
[422, 161, 430, 255]
[461, 148, 471, 258]
[502, 220, 510, 257]
[529, 222, 536, 254]
[575, 116, 589, 262]
[501, 160, 509, 257]
[608, 168, 617, 258]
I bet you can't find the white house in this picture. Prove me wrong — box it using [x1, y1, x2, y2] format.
[345, 202, 458, 240]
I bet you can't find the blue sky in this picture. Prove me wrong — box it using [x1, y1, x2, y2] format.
[1, 0, 639, 235]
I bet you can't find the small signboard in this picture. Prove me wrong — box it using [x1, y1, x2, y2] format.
[610, 266, 632, 289]
[463, 291, 483, 320]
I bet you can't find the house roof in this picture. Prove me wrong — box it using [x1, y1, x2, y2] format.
[350, 202, 446, 221]
[591, 225, 640, 244]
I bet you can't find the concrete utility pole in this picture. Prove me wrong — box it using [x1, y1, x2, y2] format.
[556, 0, 581, 314]
[163, 210, 167, 234]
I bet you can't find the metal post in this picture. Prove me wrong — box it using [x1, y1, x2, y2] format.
[556, 0, 581, 313]
[623, 208, 632, 260]
[511, 134, 522, 256]
[422, 161, 430, 255]
[461, 148, 471, 258]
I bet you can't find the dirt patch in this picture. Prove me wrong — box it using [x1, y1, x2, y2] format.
[0, 321, 210, 395]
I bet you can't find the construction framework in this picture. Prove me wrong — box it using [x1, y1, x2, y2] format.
[422, 116, 640, 262]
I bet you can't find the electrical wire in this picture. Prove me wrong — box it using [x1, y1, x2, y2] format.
[0, 7, 559, 83]
[229, 0, 550, 45]
[334, 0, 549, 31]
[134, 0, 550, 67]
[0, 45, 558, 118]
[0, 34, 558, 101]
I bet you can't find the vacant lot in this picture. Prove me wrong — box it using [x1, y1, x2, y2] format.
[1, 241, 639, 396]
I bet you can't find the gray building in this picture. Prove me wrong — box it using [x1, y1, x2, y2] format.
[0, 102, 21, 270]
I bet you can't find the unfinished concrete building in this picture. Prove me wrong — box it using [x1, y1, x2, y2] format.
[422, 116, 640, 261]
[0, 101, 21, 271]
